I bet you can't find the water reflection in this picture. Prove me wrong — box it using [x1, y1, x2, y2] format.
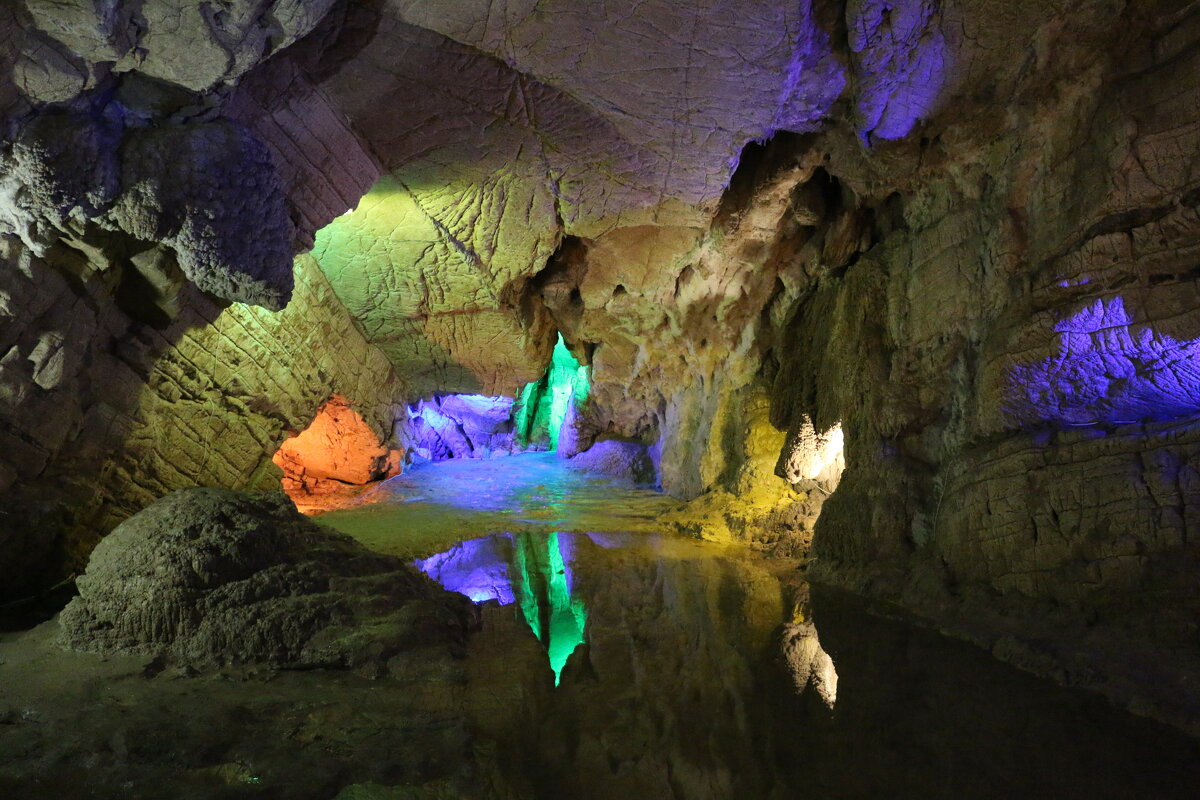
[323, 456, 1200, 799]
[781, 619, 838, 709]
[416, 532, 587, 685]
[320, 453, 676, 561]
[424, 533, 1200, 800]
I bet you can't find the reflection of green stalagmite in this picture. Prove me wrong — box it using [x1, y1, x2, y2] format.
[512, 533, 545, 643]
[512, 335, 589, 451]
[509, 532, 587, 686]
[546, 533, 587, 685]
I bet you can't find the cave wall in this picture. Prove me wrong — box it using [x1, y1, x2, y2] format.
[763, 1, 1200, 723]
[0, 246, 405, 596]
[1, 0, 1198, 724]
[488, 0, 1200, 723]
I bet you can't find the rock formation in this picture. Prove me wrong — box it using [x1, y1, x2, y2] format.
[274, 394, 402, 512]
[0, 0, 1198, 734]
[59, 487, 473, 671]
[566, 440, 657, 485]
[401, 394, 518, 463]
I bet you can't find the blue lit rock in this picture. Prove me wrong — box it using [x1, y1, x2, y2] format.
[402, 394, 517, 463]
[567, 440, 656, 486]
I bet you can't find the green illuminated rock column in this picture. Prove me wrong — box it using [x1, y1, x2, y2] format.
[512, 335, 590, 452]
[510, 532, 587, 686]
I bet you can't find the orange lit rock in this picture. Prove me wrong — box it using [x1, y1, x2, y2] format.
[273, 395, 402, 513]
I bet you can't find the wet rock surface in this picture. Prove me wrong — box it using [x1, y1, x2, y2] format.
[58, 487, 472, 671]
[565, 439, 655, 485]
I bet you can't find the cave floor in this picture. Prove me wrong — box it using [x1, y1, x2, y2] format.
[2, 454, 1199, 799]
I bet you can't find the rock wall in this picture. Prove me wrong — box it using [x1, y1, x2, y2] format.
[769, 0, 1200, 728]
[494, 0, 1200, 728]
[1, 0, 1198, 729]
[401, 395, 518, 464]
[0, 243, 405, 598]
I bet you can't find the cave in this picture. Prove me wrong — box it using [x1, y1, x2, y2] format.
[2, 1, 1200, 797]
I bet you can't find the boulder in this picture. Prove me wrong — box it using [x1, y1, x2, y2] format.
[58, 487, 473, 671]
[566, 440, 656, 485]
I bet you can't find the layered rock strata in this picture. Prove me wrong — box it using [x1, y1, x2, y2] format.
[0, 244, 405, 597]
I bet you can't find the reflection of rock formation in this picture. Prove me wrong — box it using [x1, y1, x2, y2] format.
[417, 531, 586, 685]
[273, 395, 402, 513]
[781, 620, 838, 709]
[528, 535, 793, 799]
[415, 535, 516, 605]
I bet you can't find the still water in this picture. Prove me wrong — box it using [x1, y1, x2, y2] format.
[320, 453, 1200, 800]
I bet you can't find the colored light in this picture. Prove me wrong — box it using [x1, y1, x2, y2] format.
[416, 531, 587, 686]
[1008, 296, 1200, 425]
[413, 536, 515, 604]
[545, 533, 587, 685]
[513, 334, 590, 452]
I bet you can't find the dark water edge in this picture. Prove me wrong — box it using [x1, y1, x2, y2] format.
[1, 450, 1196, 800]
[415, 527, 1200, 800]
[798, 587, 1200, 799]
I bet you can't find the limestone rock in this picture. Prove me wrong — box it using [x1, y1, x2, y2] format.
[106, 119, 295, 309]
[23, 0, 338, 92]
[566, 440, 656, 485]
[58, 487, 472, 670]
[0, 110, 120, 252]
[0, 241, 406, 599]
[401, 395, 517, 463]
[12, 29, 89, 104]
[273, 394, 402, 512]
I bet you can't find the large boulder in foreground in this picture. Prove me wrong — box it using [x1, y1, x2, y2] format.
[58, 488, 473, 671]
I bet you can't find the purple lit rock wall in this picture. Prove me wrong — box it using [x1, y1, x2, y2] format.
[401, 395, 517, 464]
[1007, 297, 1200, 426]
[752, 2, 1200, 720]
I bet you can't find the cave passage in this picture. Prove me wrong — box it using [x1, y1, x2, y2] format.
[397, 333, 589, 471]
[6, 0, 1200, 796]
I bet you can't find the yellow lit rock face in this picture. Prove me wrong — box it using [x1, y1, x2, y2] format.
[312, 177, 556, 397]
[20, 252, 409, 582]
[658, 386, 842, 557]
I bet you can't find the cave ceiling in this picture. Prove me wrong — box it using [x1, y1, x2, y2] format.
[0, 0, 948, 396]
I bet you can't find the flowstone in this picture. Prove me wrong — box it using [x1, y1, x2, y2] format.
[58, 487, 473, 671]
